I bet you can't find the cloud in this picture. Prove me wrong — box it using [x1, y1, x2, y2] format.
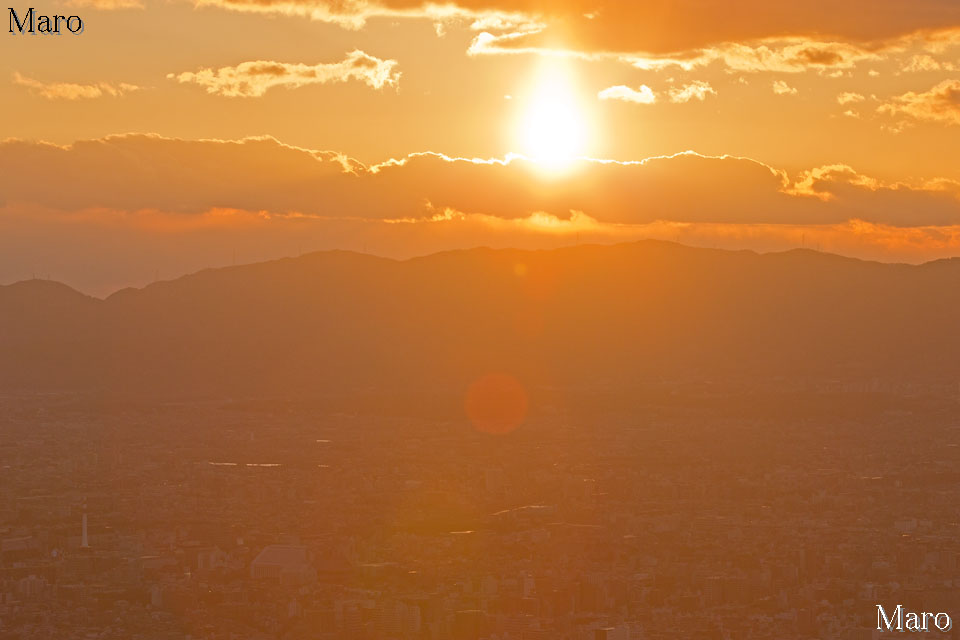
[618, 38, 889, 74]
[901, 54, 951, 72]
[2, 134, 960, 230]
[837, 91, 865, 104]
[195, 0, 960, 55]
[463, 13, 960, 85]
[191, 0, 542, 37]
[597, 84, 656, 104]
[668, 81, 715, 102]
[182, 0, 960, 81]
[881, 120, 915, 134]
[469, 29, 891, 76]
[877, 79, 960, 125]
[784, 164, 960, 225]
[540, 1, 960, 55]
[787, 164, 882, 200]
[0, 136, 793, 224]
[12, 72, 140, 100]
[168, 50, 400, 97]
[3, 133, 960, 294]
[597, 81, 714, 105]
[772, 80, 798, 95]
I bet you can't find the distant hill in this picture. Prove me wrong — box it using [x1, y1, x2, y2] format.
[2, 241, 959, 398]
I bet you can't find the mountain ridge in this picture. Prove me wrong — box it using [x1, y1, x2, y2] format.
[2, 241, 959, 398]
[1, 240, 936, 301]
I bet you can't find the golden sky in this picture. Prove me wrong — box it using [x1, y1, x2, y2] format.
[4, 0, 960, 294]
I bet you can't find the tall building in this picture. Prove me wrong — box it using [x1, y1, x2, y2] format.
[81, 505, 89, 549]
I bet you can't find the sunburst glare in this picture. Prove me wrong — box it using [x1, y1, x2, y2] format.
[515, 61, 588, 172]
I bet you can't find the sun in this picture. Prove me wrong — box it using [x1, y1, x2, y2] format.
[516, 63, 587, 171]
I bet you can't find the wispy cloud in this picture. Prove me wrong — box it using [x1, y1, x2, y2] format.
[598, 81, 715, 105]
[837, 92, 865, 104]
[597, 84, 656, 104]
[620, 38, 885, 73]
[668, 81, 716, 103]
[772, 80, 798, 95]
[168, 50, 400, 97]
[13, 72, 140, 100]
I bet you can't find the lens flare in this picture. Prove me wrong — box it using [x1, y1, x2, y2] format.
[465, 373, 529, 435]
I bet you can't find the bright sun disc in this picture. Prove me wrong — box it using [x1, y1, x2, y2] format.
[517, 65, 586, 171]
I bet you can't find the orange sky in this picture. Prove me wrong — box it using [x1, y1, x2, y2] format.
[3, 0, 960, 294]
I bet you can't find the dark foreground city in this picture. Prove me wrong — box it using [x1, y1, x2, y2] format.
[1, 387, 957, 640]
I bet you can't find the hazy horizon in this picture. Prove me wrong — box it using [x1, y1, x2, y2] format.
[5, 237, 960, 299]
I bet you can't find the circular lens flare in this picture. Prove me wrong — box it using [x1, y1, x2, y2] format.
[465, 373, 529, 435]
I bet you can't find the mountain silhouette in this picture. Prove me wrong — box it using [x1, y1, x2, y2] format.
[2, 241, 959, 398]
